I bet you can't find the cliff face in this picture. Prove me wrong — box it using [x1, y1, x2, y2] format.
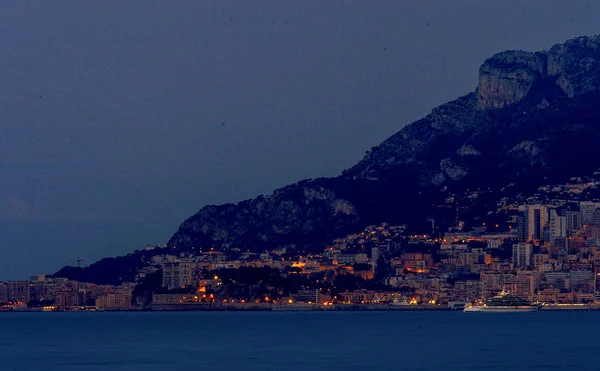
[54, 35, 600, 283]
[476, 50, 547, 110]
[548, 35, 600, 97]
[476, 35, 600, 110]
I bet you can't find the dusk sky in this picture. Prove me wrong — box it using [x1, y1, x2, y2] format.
[1, 0, 599, 279]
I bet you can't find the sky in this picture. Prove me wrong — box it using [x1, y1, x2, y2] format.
[0, 0, 599, 280]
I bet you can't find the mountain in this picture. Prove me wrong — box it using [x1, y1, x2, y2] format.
[54, 35, 600, 283]
[167, 35, 600, 250]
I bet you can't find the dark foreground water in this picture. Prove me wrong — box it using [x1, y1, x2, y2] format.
[1, 311, 598, 371]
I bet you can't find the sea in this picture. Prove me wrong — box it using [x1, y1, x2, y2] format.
[1, 311, 598, 371]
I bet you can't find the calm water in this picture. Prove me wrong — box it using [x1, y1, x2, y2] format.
[1, 311, 598, 371]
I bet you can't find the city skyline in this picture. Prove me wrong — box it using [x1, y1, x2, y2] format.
[5, 179, 600, 311]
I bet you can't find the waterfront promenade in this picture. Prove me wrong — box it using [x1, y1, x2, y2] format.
[4, 302, 600, 312]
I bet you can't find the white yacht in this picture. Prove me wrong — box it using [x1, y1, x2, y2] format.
[464, 290, 542, 313]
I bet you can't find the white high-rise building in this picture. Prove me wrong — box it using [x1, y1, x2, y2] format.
[371, 247, 380, 262]
[580, 202, 600, 226]
[512, 243, 533, 268]
[549, 209, 567, 240]
[565, 210, 581, 234]
[518, 205, 548, 241]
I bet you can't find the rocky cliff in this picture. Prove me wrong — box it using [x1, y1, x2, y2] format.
[548, 35, 600, 97]
[54, 35, 600, 283]
[476, 50, 547, 110]
[476, 35, 600, 110]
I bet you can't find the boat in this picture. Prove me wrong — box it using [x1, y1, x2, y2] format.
[448, 301, 468, 310]
[390, 297, 411, 306]
[464, 290, 542, 313]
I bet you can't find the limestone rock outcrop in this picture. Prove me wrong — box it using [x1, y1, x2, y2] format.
[477, 35, 600, 110]
[477, 51, 547, 110]
[548, 35, 600, 97]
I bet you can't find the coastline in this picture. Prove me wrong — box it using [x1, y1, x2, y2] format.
[5, 303, 600, 312]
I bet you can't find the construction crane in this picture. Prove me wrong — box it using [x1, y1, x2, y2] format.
[67, 258, 85, 267]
